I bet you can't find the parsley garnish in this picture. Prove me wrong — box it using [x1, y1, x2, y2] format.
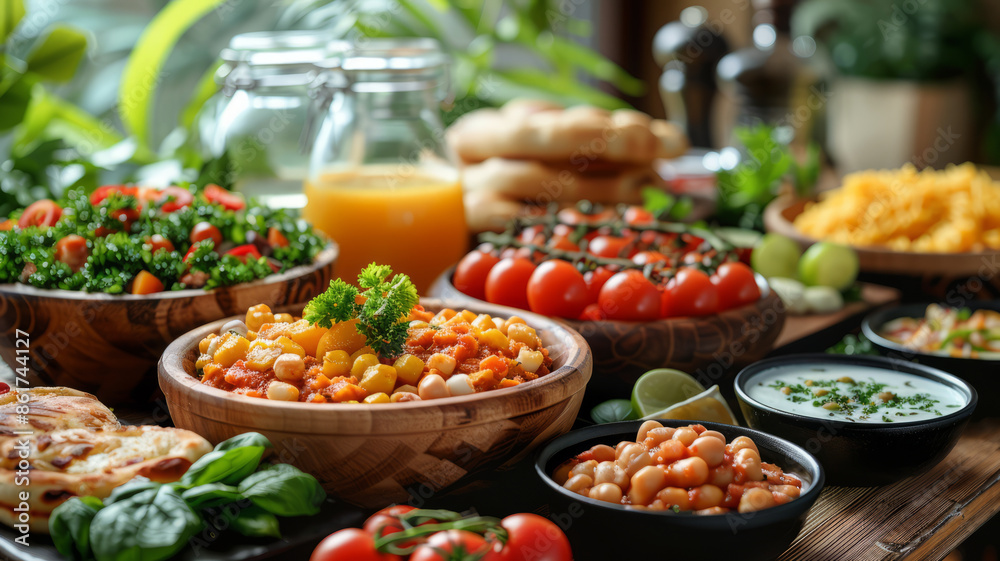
[304, 263, 419, 358]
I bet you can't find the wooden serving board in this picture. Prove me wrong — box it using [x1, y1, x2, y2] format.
[779, 418, 1000, 561]
[774, 283, 901, 350]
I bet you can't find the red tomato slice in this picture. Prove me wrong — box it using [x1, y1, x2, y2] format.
[226, 244, 263, 263]
[268, 227, 290, 248]
[54, 235, 89, 272]
[155, 186, 195, 212]
[204, 184, 246, 210]
[18, 200, 62, 229]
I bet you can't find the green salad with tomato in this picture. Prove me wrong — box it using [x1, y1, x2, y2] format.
[0, 184, 326, 294]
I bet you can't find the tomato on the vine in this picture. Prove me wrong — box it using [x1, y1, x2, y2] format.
[712, 261, 760, 311]
[663, 268, 719, 317]
[527, 260, 589, 319]
[410, 530, 491, 561]
[631, 250, 670, 266]
[547, 236, 579, 252]
[588, 235, 631, 259]
[598, 269, 661, 321]
[454, 250, 500, 301]
[623, 206, 655, 226]
[584, 267, 615, 303]
[491, 513, 573, 561]
[484, 257, 535, 310]
[310, 528, 400, 561]
[579, 302, 603, 321]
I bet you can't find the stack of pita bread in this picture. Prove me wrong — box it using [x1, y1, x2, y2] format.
[448, 100, 689, 232]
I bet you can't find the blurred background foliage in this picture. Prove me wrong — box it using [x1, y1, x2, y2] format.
[0, 0, 641, 213]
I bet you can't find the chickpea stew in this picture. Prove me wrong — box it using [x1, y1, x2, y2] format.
[552, 422, 803, 515]
[194, 303, 554, 403]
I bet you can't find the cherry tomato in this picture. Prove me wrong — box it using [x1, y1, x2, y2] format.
[663, 268, 719, 317]
[310, 528, 400, 561]
[204, 184, 246, 210]
[410, 530, 490, 561]
[155, 186, 194, 212]
[623, 206, 655, 226]
[552, 224, 574, 238]
[190, 222, 223, 248]
[632, 250, 670, 266]
[491, 513, 573, 561]
[90, 185, 138, 206]
[363, 505, 417, 538]
[518, 225, 545, 245]
[584, 267, 615, 303]
[712, 262, 761, 311]
[454, 250, 501, 301]
[132, 270, 165, 295]
[598, 269, 661, 321]
[588, 235, 631, 259]
[547, 236, 579, 252]
[526, 260, 589, 319]
[579, 302, 603, 321]
[18, 200, 62, 229]
[54, 235, 89, 272]
[0, 382, 9, 394]
[484, 258, 535, 310]
[147, 234, 175, 254]
[268, 227, 290, 248]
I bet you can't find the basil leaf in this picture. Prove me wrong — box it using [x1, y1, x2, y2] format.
[590, 399, 638, 424]
[50, 496, 103, 561]
[228, 504, 281, 538]
[214, 432, 273, 452]
[89, 485, 201, 561]
[102, 477, 159, 505]
[181, 446, 266, 487]
[237, 463, 326, 517]
[181, 483, 243, 510]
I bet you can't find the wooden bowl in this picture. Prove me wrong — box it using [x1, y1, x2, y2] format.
[0, 244, 337, 405]
[764, 196, 1000, 277]
[158, 298, 592, 509]
[429, 269, 785, 391]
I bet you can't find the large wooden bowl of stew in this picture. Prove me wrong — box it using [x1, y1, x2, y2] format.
[0, 244, 337, 404]
[430, 268, 785, 394]
[158, 298, 592, 509]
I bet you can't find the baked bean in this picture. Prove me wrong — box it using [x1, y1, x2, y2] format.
[665, 457, 709, 488]
[628, 466, 666, 505]
[772, 491, 795, 505]
[564, 474, 593, 496]
[738, 487, 775, 513]
[589, 483, 623, 504]
[735, 448, 764, 481]
[636, 420, 663, 442]
[594, 461, 629, 488]
[570, 460, 598, 481]
[589, 444, 617, 463]
[672, 427, 698, 447]
[617, 443, 653, 477]
[655, 487, 690, 510]
[708, 464, 734, 488]
[643, 427, 676, 449]
[689, 484, 724, 510]
[695, 507, 728, 516]
[653, 439, 686, 465]
[729, 436, 759, 456]
[700, 430, 726, 443]
[771, 484, 800, 498]
[616, 441, 633, 456]
[689, 436, 725, 467]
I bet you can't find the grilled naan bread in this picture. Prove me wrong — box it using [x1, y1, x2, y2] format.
[0, 425, 211, 533]
[0, 387, 119, 437]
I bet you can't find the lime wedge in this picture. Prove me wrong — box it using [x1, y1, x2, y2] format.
[630, 368, 706, 417]
[642, 385, 740, 426]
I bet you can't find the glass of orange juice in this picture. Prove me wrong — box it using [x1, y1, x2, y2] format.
[305, 39, 467, 292]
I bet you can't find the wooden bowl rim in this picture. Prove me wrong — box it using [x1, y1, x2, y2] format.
[764, 195, 1000, 260]
[0, 242, 338, 302]
[431, 266, 779, 329]
[158, 297, 593, 422]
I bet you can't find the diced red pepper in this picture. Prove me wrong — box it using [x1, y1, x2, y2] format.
[226, 244, 263, 264]
[204, 184, 246, 211]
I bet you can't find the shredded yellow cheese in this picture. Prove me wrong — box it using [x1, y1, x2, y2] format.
[794, 163, 1000, 252]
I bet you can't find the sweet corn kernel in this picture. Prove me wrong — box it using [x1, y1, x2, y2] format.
[323, 350, 352, 378]
[479, 328, 509, 350]
[266, 381, 299, 401]
[471, 314, 495, 333]
[245, 339, 282, 372]
[350, 346, 376, 362]
[350, 354, 381, 378]
[507, 323, 538, 348]
[393, 354, 425, 386]
[274, 313, 295, 323]
[426, 353, 457, 376]
[275, 336, 305, 357]
[459, 310, 477, 322]
[431, 309, 456, 324]
[359, 364, 397, 396]
[195, 354, 213, 370]
[315, 319, 367, 357]
[246, 304, 274, 332]
[285, 319, 328, 356]
[246, 330, 257, 341]
[501, 316, 526, 335]
[198, 334, 217, 354]
[214, 335, 250, 367]
[393, 384, 418, 395]
[363, 392, 391, 404]
[517, 347, 544, 373]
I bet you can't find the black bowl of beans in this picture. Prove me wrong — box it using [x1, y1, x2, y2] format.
[535, 419, 824, 561]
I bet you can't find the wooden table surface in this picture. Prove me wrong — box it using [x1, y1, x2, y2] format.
[779, 418, 1000, 561]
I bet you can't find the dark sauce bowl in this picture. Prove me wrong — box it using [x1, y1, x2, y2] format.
[735, 354, 977, 486]
[535, 420, 824, 561]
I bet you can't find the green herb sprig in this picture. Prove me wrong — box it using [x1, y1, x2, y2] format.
[303, 263, 419, 359]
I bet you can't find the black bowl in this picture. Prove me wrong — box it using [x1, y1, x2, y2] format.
[735, 354, 977, 487]
[535, 419, 824, 561]
[862, 302, 1000, 416]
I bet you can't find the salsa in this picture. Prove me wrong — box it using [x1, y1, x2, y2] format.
[880, 304, 1000, 359]
[0, 184, 325, 294]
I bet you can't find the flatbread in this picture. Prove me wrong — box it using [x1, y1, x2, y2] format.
[448, 101, 688, 164]
[0, 387, 119, 437]
[0, 426, 211, 533]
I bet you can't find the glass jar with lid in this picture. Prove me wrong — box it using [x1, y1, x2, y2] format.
[306, 38, 466, 292]
[199, 30, 348, 209]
